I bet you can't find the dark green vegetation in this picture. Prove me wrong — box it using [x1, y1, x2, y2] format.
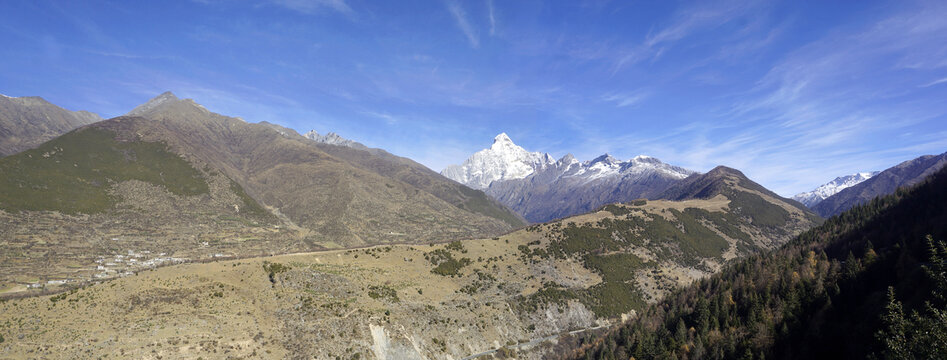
[263, 262, 290, 284]
[568, 165, 947, 359]
[660, 166, 821, 226]
[812, 151, 947, 218]
[367, 285, 400, 303]
[426, 242, 472, 277]
[0, 127, 208, 214]
[228, 179, 275, 221]
[546, 211, 732, 268]
[518, 203, 768, 318]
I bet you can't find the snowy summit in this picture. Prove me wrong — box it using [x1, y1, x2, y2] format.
[792, 171, 880, 208]
[441, 133, 555, 189]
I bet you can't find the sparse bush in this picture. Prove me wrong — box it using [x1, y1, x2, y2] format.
[262, 261, 290, 284]
[367, 285, 400, 303]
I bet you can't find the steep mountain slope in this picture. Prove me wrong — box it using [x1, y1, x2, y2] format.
[0, 94, 101, 156]
[792, 171, 878, 208]
[443, 134, 695, 223]
[567, 162, 947, 360]
[307, 139, 525, 228]
[812, 151, 947, 217]
[266, 124, 523, 227]
[659, 166, 822, 231]
[119, 92, 515, 245]
[0, 92, 517, 296]
[0, 172, 819, 359]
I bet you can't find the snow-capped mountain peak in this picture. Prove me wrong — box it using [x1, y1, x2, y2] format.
[441, 133, 555, 189]
[792, 171, 880, 208]
[589, 153, 620, 165]
[443, 133, 696, 191]
[493, 132, 513, 144]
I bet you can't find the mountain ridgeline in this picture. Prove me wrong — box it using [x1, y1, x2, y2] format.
[0, 94, 102, 156]
[115, 92, 521, 241]
[442, 134, 695, 223]
[810, 151, 947, 217]
[791, 171, 878, 208]
[565, 159, 947, 359]
[0, 92, 522, 295]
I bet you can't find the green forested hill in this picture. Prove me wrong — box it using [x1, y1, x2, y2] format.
[562, 165, 947, 359]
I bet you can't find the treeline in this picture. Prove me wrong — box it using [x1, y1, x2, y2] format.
[558, 165, 947, 359]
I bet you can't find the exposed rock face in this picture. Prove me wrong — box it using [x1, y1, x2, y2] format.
[304, 130, 368, 150]
[812, 152, 947, 217]
[0, 94, 101, 156]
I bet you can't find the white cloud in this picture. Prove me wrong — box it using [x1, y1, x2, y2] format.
[601, 91, 649, 108]
[361, 110, 399, 125]
[447, 0, 479, 48]
[921, 77, 947, 88]
[270, 0, 352, 15]
[486, 0, 496, 36]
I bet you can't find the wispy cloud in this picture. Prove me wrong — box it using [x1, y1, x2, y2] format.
[361, 110, 399, 125]
[486, 0, 496, 36]
[612, 0, 768, 74]
[921, 77, 947, 88]
[270, 0, 352, 15]
[601, 91, 649, 108]
[447, 0, 479, 48]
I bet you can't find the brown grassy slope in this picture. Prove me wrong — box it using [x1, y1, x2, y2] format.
[0, 191, 819, 359]
[108, 94, 513, 247]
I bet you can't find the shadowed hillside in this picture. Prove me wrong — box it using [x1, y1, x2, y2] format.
[563, 162, 947, 360]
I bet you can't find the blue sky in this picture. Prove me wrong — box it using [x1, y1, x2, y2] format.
[1, 0, 946, 196]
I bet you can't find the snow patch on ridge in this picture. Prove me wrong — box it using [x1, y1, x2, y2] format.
[792, 171, 880, 208]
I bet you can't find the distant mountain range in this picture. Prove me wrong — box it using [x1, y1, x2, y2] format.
[442, 133, 694, 223]
[810, 151, 947, 217]
[0, 94, 101, 156]
[792, 171, 879, 208]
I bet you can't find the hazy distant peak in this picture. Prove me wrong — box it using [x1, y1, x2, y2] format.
[792, 171, 880, 208]
[127, 91, 181, 116]
[0, 94, 102, 155]
[304, 130, 366, 150]
[558, 153, 578, 164]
